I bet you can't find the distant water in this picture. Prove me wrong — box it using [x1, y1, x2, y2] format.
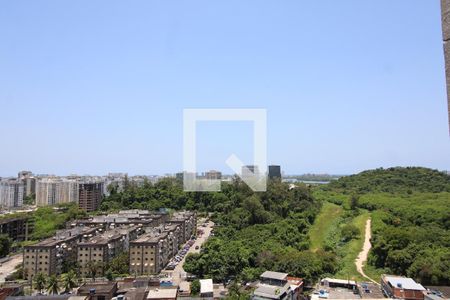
[282, 179, 330, 184]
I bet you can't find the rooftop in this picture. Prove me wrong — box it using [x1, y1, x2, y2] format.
[261, 271, 288, 281]
[383, 275, 425, 291]
[146, 288, 178, 299]
[77, 282, 117, 295]
[30, 227, 97, 247]
[322, 278, 357, 286]
[253, 283, 290, 300]
[200, 279, 214, 294]
[78, 226, 136, 245]
[133, 230, 168, 244]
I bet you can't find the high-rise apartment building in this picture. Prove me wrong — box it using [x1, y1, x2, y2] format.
[18, 171, 36, 198]
[35, 178, 78, 206]
[205, 170, 222, 180]
[268, 165, 281, 179]
[242, 165, 260, 178]
[0, 179, 24, 208]
[0, 215, 33, 241]
[78, 182, 104, 212]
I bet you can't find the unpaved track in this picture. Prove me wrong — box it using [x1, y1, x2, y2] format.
[355, 218, 378, 284]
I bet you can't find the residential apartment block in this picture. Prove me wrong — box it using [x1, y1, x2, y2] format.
[78, 181, 104, 212]
[78, 225, 141, 277]
[0, 179, 24, 208]
[74, 210, 167, 228]
[0, 214, 33, 242]
[22, 210, 196, 279]
[268, 165, 281, 179]
[18, 171, 36, 198]
[129, 212, 196, 276]
[205, 170, 222, 180]
[23, 227, 99, 279]
[129, 230, 169, 276]
[169, 211, 196, 243]
[35, 178, 78, 206]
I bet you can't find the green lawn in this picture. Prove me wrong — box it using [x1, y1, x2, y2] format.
[309, 202, 344, 251]
[335, 211, 370, 281]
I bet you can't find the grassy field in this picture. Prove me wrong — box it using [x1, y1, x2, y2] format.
[335, 211, 370, 281]
[309, 202, 344, 251]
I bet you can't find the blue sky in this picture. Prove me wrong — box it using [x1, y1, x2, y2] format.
[0, 1, 449, 176]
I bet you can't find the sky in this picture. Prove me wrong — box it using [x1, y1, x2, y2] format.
[0, 1, 449, 176]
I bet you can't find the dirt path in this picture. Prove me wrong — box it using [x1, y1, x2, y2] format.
[355, 218, 378, 284]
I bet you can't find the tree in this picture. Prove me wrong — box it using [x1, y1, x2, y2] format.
[191, 279, 200, 295]
[87, 261, 102, 281]
[34, 273, 47, 293]
[106, 252, 129, 275]
[61, 270, 77, 293]
[47, 275, 59, 295]
[0, 235, 12, 258]
[341, 224, 360, 242]
[350, 195, 359, 210]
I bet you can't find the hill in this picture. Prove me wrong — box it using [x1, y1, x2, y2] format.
[327, 167, 450, 194]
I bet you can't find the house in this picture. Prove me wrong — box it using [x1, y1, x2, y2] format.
[252, 271, 302, 300]
[77, 282, 118, 300]
[146, 288, 178, 300]
[200, 279, 214, 298]
[381, 275, 425, 300]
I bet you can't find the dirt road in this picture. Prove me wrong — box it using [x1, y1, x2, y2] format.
[0, 254, 22, 283]
[355, 218, 378, 284]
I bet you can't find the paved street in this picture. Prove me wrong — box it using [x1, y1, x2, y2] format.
[165, 218, 214, 285]
[0, 254, 23, 283]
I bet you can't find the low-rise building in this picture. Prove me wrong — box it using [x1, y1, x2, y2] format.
[200, 279, 214, 298]
[73, 211, 166, 229]
[381, 275, 426, 300]
[146, 287, 178, 300]
[129, 229, 170, 276]
[77, 281, 118, 300]
[78, 226, 140, 277]
[162, 224, 182, 258]
[169, 211, 196, 243]
[252, 271, 302, 300]
[23, 227, 98, 279]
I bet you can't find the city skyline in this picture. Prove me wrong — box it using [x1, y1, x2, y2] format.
[1, 1, 449, 176]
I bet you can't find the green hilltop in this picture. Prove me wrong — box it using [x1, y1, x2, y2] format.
[327, 166, 450, 194]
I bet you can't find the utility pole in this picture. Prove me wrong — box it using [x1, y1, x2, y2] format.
[440, 0, 450, 134]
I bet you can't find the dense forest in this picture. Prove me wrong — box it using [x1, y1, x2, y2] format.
[324, 167, 450, 285]
[98, 167, 450, 285]
[327, 167, 450, 194]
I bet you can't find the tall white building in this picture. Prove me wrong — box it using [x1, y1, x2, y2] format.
[35, 178, 79, 206]
[0, 179, 24, 208]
